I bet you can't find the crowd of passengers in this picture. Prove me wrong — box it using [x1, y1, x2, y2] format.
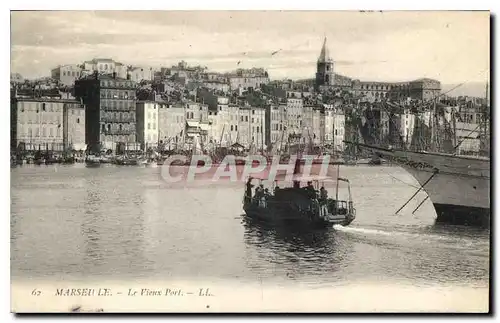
[245, 178, 329, 203]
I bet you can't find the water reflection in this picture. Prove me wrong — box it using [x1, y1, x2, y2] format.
[80, 176, 151, 278]
[242, 217, 354, 282]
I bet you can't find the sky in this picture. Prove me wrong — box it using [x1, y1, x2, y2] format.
[11, 11, 490, 84]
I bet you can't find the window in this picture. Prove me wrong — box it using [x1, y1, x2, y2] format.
[235, 125, 238, 131]
[42, 103, 46, 111]
[49, 128, 53, 137]
[77, 118, 80, 124]
[28, 128, 32, 138]
[102, 124, 106, 132]
[231, 125, 234, 131]
[148, 123, 151, 130]
[107, 124, 111, 132]
[256, 126, 259, 133]
[335, 129, 338, 136]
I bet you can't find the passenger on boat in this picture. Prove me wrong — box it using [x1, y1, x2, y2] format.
[245, 177, 254, 202]
[320, 186, 328, 201]
[305, 181, 316, 199]
[254, 184, 264, 201]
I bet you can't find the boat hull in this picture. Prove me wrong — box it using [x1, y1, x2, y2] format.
[243, 202, 354, 229]
[434, 203, 490, 227]
[356, 143, 491, 227]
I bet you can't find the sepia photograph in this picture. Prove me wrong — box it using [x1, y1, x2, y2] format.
[9, 9, 491, 313]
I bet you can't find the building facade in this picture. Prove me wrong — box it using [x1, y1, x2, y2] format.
[51, 64, 84, 87]
[82, 58, 127, 79]
[136, 101, 159, 149]
[158, 103, 185, 150]
[129, 67, 155, 83]
[323, 104, 345, 152]
[228, 68, 270, 91]
[74, 73, 137, 152]
[11, 98, 83, 151]
[63, 102, 86, 151]
[312, 106, 325, 146]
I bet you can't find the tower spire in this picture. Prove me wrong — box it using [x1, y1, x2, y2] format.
[318, 36, 331, 63]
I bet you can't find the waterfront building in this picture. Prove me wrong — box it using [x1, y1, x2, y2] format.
[285, 98, 304, 136]
[11, 97, 83, 151]
[74, 72, 138, 152]
[302, 104, 314, 140]
[249, 106, 266, 150]
[265, 104, 281, 148]
[50, 64, 83, 87]
[227, 104, 240, 146]
[205, 96, 230, 146]
[237, 106, 252, 148]
[136, 101, 159, 149]
[324, 104, 346, 152]
[63, 102, 86, 151]
[312, 105, 325, 146]
[158, 103, 185, 150]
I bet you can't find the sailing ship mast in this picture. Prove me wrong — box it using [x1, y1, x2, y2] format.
[430, 99, 436, 152]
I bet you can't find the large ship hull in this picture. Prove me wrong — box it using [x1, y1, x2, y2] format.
[353, 143, 491, 227]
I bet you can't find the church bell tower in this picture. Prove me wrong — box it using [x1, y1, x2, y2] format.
[315, 37, 335, 90]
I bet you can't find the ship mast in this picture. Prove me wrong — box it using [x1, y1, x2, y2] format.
[430, 98, 436, 152]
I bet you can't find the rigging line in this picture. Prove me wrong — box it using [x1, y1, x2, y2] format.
[395, 170, 438, 215]
[452, 123, 482, 152]
[412, 195, 429, 215]
[379, 168, 421, 189]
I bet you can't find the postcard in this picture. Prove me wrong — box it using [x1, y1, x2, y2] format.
[10, 10, 490, 313]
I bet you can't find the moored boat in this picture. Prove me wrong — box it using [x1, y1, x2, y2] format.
[352, 142, 490, 227]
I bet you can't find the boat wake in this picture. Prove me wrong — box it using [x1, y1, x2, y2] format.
[332, 224, 488, 255]
[332, 225, 393, 236]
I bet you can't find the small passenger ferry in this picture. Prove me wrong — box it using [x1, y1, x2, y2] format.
[242, 163, 356, 228]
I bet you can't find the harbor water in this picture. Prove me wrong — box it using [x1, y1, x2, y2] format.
[10, 164, 490, 311]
